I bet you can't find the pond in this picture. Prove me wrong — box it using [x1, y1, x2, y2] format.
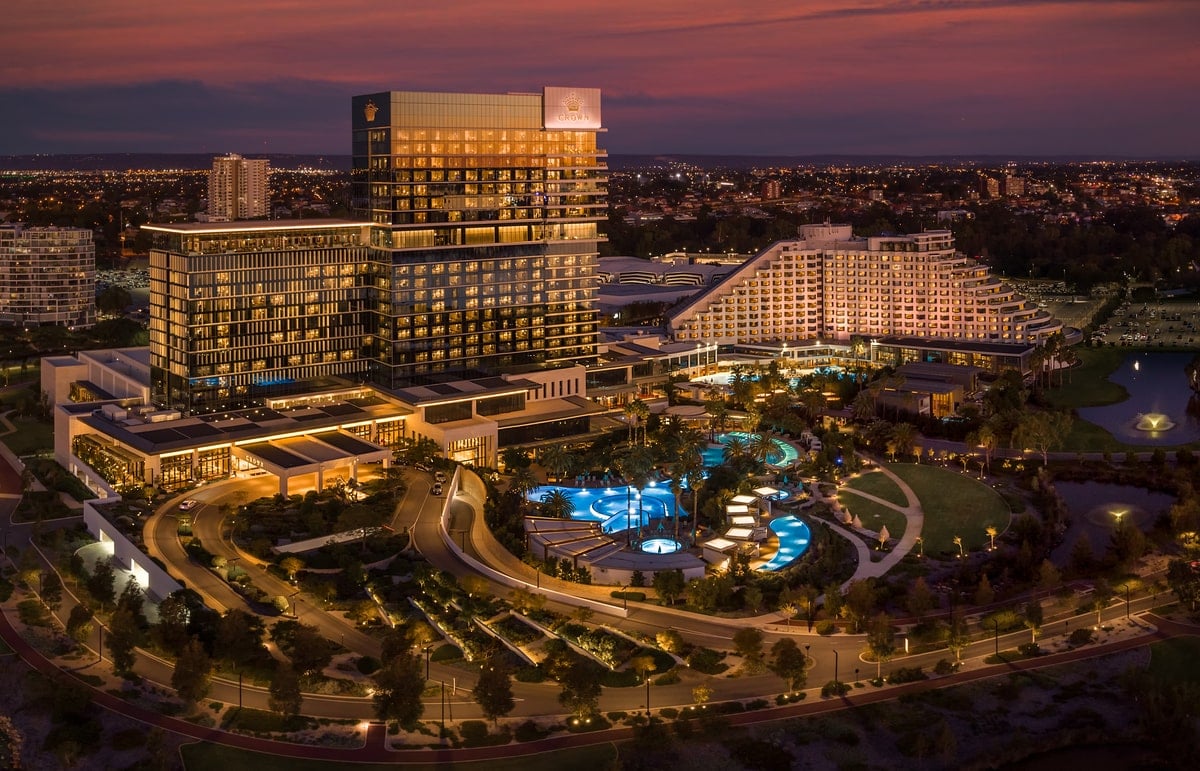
[1050, 481, 1174, 564]
[1076, 352, 1200, 445]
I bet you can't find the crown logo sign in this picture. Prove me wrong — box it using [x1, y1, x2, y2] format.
[562, 92, 582, 112]
[364, 100, 378, 122]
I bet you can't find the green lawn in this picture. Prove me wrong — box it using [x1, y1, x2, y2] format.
[843, 471, 907, 507]
[1147, 637, 1200, 687]
[182, 741, 618, 771]
[1043, 346, 1128, 409]
[885, 464, 1010, 555]
[837, 491, 907, 544]
[0, 416, 53, 455]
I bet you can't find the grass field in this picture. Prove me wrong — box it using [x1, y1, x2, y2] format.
[885, 464, 1010, 555]
[1147, 637, 1200, 687]
[182, 740, 618, 771]
[843, 471, 907, 507]
[836, 491, 907, 544]
[1042, 346, 1129, 410]
[0, 415, 53, 456]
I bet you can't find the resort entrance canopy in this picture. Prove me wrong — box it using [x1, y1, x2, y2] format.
[234, 430, 391, 496]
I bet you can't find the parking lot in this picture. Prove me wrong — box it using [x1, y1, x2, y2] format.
[1090, 301, 1200, 348]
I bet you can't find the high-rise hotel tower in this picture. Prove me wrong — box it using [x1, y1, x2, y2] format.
[352, 88, 606, 388]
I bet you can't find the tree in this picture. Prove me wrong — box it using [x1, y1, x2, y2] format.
[1069, 532, 1096, 575]
[269, 665, 304, 719]
[373, 652, 425, 725]
[275, 622, 334, 676]
[732, 627, 765, 668]
[842, 579, 876, 633]
[906, 577, 934, 621]
[472, 661, 515, 725]
[974, 574, 995, 606]
[1024, 600, 1044, 643]
[171, 637, 213, 705]
[1167, 559, 1200, 610]
[558, 660, 601, 718]
[215, 609, 265, 668]
[66, 604, 94, 644]
[40, 571, 63, 611]
[770, 638, 808, 691]
[280, 556, 305, 582]
[96, 285, 132, 316]
[889, 422, 918, 461]
[540, 489, 574, 520]
[655, 629, 683, 654]
[1110, 515, 1146, 568]
[946, 610, 970, 661]
[1038, 559, 1061, 597]
[87, 559, 116, 609]
[116, 577, 149, 631]
[107, 606, 141, 676]
[652, 569, 686, 606]
[866, 612, 896, 680]
[823, 582, 844, 621]
[692, 681, 713, 708]
[1013, 411, 1073, 465]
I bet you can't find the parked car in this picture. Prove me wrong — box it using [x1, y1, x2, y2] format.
[434, 471, 447, 483]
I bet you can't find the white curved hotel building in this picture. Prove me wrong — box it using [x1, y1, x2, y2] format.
[667, 223, 1062, 357]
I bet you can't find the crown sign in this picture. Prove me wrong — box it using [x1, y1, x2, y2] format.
[364, 100, 378, 122]
[563, 93, 582, 112]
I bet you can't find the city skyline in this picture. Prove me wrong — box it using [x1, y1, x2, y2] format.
[3, 0, 1198, 158]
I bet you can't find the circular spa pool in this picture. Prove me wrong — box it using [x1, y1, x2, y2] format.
[640, 537, 683, 555]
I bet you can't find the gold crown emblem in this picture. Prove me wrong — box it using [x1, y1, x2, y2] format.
[364, 100, 378, 122]
[562, 92, 582, 112]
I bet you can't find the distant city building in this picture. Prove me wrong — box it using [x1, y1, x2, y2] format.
[0, 224, 95, 328]
[351, 87, 606, 388]
[983, 176, 1001, 198]
[208, 153, 270, 220]
[667, 223, 1062, 371]
[1003, 174, 1026, 197]
[761, 179, 781, 199]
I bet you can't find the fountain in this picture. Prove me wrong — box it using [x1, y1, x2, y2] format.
[1135, 412, 1175, 433]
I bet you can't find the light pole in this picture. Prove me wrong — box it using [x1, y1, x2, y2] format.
[833, 648, 839, 685]
[645, 672, 651, 717]
[991, 618, 1000, 656]
[621, 585, 628, 611]
[424, 644, 433, 681]
[1123, 583, 1131, 619]
[238, 670, 243, 710]
[804, 644, 811, 668]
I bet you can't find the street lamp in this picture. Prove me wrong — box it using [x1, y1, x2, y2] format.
[645, 672, 651, 717]
[991, 618, 1001, 656]
[423, 644, 433, 681]
[833, 648, 839, 685]
[804, 644, 811, 668]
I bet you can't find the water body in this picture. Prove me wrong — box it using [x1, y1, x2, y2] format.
[1050, 481, 1174, 564]
[1077, 352, 1200, 445]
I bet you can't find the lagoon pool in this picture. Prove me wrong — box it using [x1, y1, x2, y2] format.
[702, 431, 801, 468]
[529, 484, 687, 534]
[758, 515, 811, 572]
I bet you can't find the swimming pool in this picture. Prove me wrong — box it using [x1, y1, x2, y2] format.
[758, 515, 811, 571]
[702, 431, 801, 468]
[529, 483, 688, 534]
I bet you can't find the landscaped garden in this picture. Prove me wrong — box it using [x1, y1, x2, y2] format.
[842, 470, 908, 507]
[886, 464, 1010, 554]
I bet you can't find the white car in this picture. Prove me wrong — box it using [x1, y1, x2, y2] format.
[178, 499, 200, 511]
[434, 471, 447, 483]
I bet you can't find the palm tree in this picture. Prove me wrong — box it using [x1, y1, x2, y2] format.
[684, 463, 705, 545]
[890, 422, 917, 461]
[509, 468, 539, 514]
[722, 436, 747, 464]
[748, 432, 774, 467]
[985, 525, 998, 551]
[668, 473, 684, 544]
[953, 535, 964, 558]
[541, 489, 574, 520]
[976, 423, 997, 473]
[539, 444, 574, 483]
[615, 444, 656, 543]
[705, 392, 729, 441]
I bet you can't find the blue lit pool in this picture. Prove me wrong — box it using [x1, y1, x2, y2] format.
[702, 432, 801, 469]
[529, 484, 688, 534]
[641, 537, 683, 554]
[758, 515, 811, 571]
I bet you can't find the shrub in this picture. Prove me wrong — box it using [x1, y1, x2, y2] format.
[1017, 642, 1042, 657]
[686, 647, 727, 675]
[745, 699, 769, 711]
[815, 619, 836, 636]
[886, 666, 927, 685]
[606, 711, 628, 722]
[821, 680, 851, 697]
[610, 590, 646, 603]
[654, 668, 681, 686]
[1068, 628, 1093, 646]
[933, 659, 958, 675]
[659, 707, 679, 719]
[356, 656, 381, 675]
[775, 692, 806, 705]
[430, 643, 460, 662]
[514, 720, 547, 742]
[459, 720, 489, 744]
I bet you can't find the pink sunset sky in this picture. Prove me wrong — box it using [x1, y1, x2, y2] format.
[2, 0, 1198, 156]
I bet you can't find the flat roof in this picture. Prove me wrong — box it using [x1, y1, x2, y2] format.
[876, 336, 1035, 356]
[142, 219, 366, 234]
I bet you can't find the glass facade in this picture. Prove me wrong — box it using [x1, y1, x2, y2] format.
[146, 221, 371, 414]
[352, 89, 605, 387]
